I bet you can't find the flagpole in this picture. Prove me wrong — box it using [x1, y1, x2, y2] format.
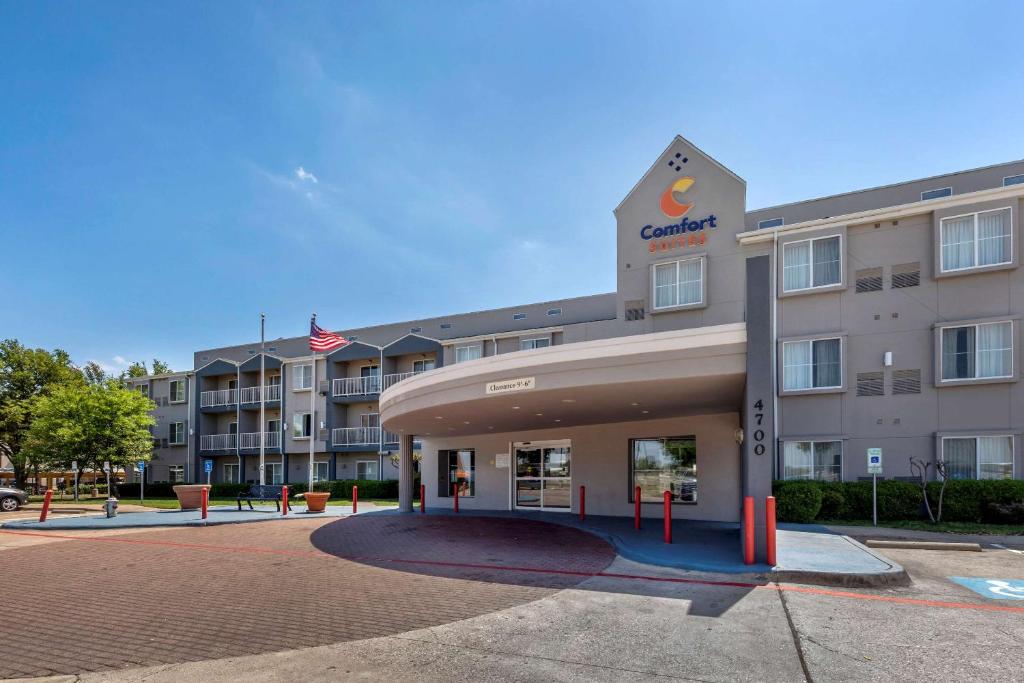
[309, 314, 317, 494]
[259, 313, 266, 486]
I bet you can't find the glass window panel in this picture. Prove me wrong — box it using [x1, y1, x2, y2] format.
[783, 241, 811, 291]
[941, 216, 976, 271]
[168, 465, 185, 483]
[812, 441, 842, 481]
[783, 341, 812, 391]
[812, 339, 842, 388]
[678, 258, 703, 305]
[516, 448, 542, 477]
[356, 461, 378, 480]
[654, 262, 678, 309]
[448, 450, 475, 496]
[631, 437, 697, 504]
[977, 436, 1013, 480]
[516, 479, 542, 507]
[783, 442, 814, 480]
[543, 447, 570, 477]
[942, 327, 976, 380]
[313, 462, 329, 483]
[977, 322, 1013, 378]
[977, 209, 1011, 266]
[293, 364, 312, 390]
[265, 463, 283, 484]
[812, 237, 841, 287]
[943, 438, 977, 480]
[455, 345, 482, 363]
[542, 479, 571, 508]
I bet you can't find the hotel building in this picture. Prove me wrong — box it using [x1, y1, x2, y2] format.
[132, 136, 1024, 556]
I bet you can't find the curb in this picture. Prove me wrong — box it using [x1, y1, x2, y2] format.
[866, 539, 982, 552]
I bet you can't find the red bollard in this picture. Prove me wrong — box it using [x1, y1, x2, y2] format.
[39, 489, 53, 523]
[201, 487, 208, 520]
[663, 490, 672, 544]
[351, 485, 357, 514]
[766, 496, 777, 567]
[282, 485, 289, 516]
[743, 496, 755, 565]
[453, 483, 459, 513]
[634, 486, 642, 530]
[579, 485, 586, 522]
[420, 484, 426, 514]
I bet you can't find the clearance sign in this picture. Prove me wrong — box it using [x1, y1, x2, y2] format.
[641, 176, 717, 254]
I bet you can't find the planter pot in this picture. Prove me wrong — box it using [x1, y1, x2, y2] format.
[304, 492, 331, 513]
[173, 484, 212, 510]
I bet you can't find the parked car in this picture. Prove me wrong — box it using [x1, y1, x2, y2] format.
[0, 485, 29, 512]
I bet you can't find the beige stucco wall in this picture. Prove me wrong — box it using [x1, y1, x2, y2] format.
[419, 411, 740, 522]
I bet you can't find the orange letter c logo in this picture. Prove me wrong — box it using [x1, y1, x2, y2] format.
[660, 176, 695, 219]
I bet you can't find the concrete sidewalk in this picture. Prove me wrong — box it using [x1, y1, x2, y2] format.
[820, 522, 1024, 548]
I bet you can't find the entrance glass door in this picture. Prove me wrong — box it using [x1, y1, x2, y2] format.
[514, 440, 571, 511]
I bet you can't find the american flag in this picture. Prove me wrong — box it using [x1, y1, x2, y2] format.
[309, 319, 349, 352]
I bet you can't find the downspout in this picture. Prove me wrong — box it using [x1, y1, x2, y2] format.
[772, 230, 780, 480]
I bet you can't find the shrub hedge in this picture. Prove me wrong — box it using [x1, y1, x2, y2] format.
[773, 479, 1024, 523]
[114, 479, 400, 500]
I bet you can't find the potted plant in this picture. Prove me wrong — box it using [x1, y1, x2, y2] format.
[303, 490, 331, 513]
[173, 484, 212, 510]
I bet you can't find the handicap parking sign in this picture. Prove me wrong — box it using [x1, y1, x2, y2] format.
[950, 576, 1024, 600]
[204, 459, 213, 473]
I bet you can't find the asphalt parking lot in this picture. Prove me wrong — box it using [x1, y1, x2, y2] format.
[2, 516, 1023, 682]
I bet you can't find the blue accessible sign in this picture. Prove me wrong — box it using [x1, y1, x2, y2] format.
[204, 459, 213, 473]
[950, 576, 1024, 600]
[136, 461, 145, 472]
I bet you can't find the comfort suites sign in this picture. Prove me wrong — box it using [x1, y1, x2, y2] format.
[640, 175, 717, 254]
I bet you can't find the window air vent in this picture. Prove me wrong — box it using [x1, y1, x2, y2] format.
[546, 308, 562, 316]
[856, 372, 884, 397]
[513, 313, 526, 320]
[855, 268, 883, 293]
[921, 187, 952, 200]
[892, 369, 922, 395]
[758, 217, 784, 230]
[891, 262, 920, 289]
[625, 300, 645, 322]
[440, 323, 451, 330]
[1004, 174, 1024, 187]
[410, 327, 422, 333]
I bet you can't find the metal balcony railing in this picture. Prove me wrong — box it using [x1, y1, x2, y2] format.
[332, 375, 381, 397]
[331, 426, 381, 447]
[382, 370, 428, 391]
[382, 430, 400, 445]
[200, 389, 237, 407]
[238, 385, 282, 403]
[239, 431, 281, 449]
[200, 433, 237, 450]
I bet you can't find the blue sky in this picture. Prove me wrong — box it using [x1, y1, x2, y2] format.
[3, 1, 1024, 373]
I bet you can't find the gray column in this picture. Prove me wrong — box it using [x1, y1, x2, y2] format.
[398, 433, 414, 512]
[743, 255, 776, 562]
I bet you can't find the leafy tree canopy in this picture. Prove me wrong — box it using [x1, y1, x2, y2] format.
[23, 381, 155, 474]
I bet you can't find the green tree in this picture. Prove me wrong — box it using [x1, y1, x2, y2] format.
[81, 361, 108, 385]
[23, 381, 155, 479]
[125, 361, 149, 378]
[0, 340, 84, 486]
[150, 359, 171, 375]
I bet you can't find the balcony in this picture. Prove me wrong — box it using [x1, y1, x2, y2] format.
[239, 384, 282, 405]
[382, 371, 427, 391]
[200, 433, 237, 451]
[239, 431, 281, 450]
[200, 389, 237, 409]
[331, 426, 380, 447]
[382, 430, 399, 445]
[332, 376, 381, 398]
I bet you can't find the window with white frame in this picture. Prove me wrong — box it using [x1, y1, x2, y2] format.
[455, 344, 482, 363]
[782, 441, 842, 481]
[223, 462, 239, 483]
[264, 462, 283, 484]
[313, 461, 329, 483]
[293, 364, 313, 390]
[292, 412, 312, 438]
[652, 257, 703, 310]
[520, 337, 550, 351]
[168, 465, 185, 483]
[136, 384, 149, 397]
[169, 379, 186, 403]
[940, 208, 1012, 272]
[782, 235, 841, 292]
[168, 421, 185, 445]
[782, 338, 842, 391]
[940, 321, 1013, 381]
[942, 436, 1013, 480]
[412, 359, 436, 373]
[357, 460, 379, 480]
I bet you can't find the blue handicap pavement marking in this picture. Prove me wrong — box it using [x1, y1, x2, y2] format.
[950, 576, 1024, 600]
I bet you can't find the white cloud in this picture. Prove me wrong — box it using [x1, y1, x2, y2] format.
[112, 355, 128, 365]
[295, 166, 319, 184]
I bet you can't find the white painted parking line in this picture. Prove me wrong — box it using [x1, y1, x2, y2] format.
[991, 544, 1024, 555]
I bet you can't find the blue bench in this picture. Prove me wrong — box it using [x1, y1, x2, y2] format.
[236, 484, 290, 512]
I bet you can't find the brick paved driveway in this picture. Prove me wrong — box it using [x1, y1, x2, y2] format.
[0, 515, 614, 679]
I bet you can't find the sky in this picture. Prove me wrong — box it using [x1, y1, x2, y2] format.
[3, 1, 1024, 374]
